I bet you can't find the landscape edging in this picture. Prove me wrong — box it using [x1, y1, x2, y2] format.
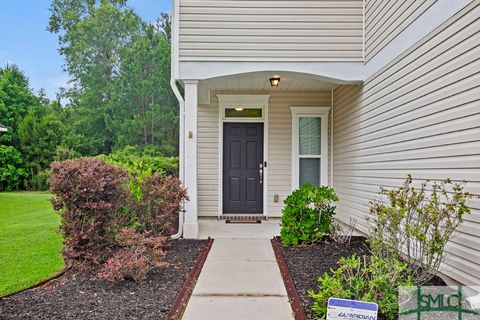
[271, 237, 308, 320]
[166, 237, 214, 320]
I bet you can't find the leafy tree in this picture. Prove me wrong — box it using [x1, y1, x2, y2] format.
[110, 24, 178, 155]
[0, 145, 27, 191]
[48, 0, 145, 155]
[156, 12, 171, 41]
[48, 1, 179, 156]
[18, 107, 65, 178]
[0, 65, 39, 146]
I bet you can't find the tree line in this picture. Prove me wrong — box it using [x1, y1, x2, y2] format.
[0, 0, 178, 191]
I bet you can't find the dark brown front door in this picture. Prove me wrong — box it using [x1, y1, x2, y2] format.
[223, 122, 264, 214]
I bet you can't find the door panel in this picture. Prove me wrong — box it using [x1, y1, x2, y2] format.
[223, 122, 263, 213]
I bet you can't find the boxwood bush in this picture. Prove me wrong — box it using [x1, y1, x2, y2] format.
[280, 184, 339, 246]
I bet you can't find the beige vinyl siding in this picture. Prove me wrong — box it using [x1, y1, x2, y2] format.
[267, 91, 332, 216]
[365, 0, 437, 62]
[333, 2, 480, 285]
[179, 0, 363, 61]
[197, 90, 331, 217]
[197, 97, 220, 217]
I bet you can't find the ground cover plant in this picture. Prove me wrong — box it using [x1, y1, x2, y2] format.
[280, 184, 338, 245]
[0, 192, 64, 297]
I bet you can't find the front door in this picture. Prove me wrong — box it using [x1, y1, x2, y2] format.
[223, 122, 264, 214]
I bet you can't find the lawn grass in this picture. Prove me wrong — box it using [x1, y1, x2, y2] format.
[0, 192, 64, 297]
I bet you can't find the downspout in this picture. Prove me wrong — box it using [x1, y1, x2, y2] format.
[170, 78, 185, 240]
[170, 0, 185, 240]
[330, 89, 334, 188]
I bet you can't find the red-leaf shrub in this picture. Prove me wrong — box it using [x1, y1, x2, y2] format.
[50, 158, 130, 267]
[98, 227, 168, 283]
[137, 174, 188, 235]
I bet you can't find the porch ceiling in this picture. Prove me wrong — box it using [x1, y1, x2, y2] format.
[200, 71, 338, 92]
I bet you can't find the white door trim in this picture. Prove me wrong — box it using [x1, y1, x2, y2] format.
[290, 106, 330, 190]
[217, 94, 270, 217]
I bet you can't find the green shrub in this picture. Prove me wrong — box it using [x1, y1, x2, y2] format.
[369, 175, 475, 284]
[0, 145, 26, 191]
[98, 146, 179, 200]
[309, 255, 414, 320]
[25, 169, 51, 191]
[280, 184, 338, 246]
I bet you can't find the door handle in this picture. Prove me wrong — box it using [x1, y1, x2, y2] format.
[259, 163, 263, 184]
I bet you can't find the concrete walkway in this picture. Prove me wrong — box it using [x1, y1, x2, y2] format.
[182, 221, 294, 320]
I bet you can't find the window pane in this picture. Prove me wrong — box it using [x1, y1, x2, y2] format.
[225, 108, 262, 118]
[299, 158, 320, 186]
[299, 117, 321, 155]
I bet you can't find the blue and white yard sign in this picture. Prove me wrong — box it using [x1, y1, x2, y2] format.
[327, 298, 378, 320]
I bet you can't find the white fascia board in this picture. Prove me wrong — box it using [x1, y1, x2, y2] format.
[179, 61, 364, 83]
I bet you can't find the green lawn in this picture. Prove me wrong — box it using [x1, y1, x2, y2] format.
[0, 192, 64, 297]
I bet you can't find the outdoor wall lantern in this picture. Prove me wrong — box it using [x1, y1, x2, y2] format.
[269, 75, 281, 87]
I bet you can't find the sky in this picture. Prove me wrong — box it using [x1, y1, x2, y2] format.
[0, 0, 172, 100]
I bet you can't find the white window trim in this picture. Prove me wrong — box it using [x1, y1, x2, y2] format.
[290, 106, 330, 190]
[217, 94, 270, 217]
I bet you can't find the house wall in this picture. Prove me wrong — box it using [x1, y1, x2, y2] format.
[178, 0, 363, 61]
[198, 90, 331, 217]
[364, 0, 437, 62]
[333, 2, 480, 285]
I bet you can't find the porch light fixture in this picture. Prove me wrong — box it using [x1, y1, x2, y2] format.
[234, 107, 244, 111]
[269, 75, 281, 87]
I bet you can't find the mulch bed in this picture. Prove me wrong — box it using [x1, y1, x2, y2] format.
[277, 236, 446, 319]
[0, 239, 207, 320]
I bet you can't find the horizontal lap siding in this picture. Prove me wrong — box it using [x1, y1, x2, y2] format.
[267, 92, 331, 217]
[365, 0, 437, 62]
[198, 97, 220, 216]
[333, 2, 480, 285]
[197, 90, 331, 217]
[179, 0, 363, 61]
